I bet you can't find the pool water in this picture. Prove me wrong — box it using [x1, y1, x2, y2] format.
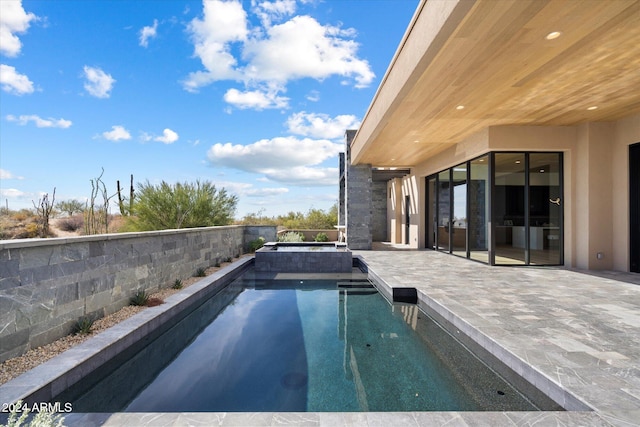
[58, 269, 538, 412]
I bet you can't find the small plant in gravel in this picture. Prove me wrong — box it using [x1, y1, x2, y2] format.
[314, 232, 329, 242]
[214, 261, 221, 268]
[278, 231, 304, 242]
[194, 267, 206, 277]
[2, 399, 65, 427]
[224, 257, 232, 263]
[130, 290, 149, 306]
[172, 279, 183, 289]
[73, 316, 94, 335]
[248, 236, 265, 252]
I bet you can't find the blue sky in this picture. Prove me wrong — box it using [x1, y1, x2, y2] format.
[1, 0, 418, 218]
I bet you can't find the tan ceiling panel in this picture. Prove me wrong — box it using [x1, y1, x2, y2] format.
[352, 0, 640, 166]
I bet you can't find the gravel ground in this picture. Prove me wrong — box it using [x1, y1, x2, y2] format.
[0, 260, 244, 385]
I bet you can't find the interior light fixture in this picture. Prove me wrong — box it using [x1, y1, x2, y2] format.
[515, 160, 521, 164]
[545, 31, 562, 40]
[587, 106, 598, 110]
[540, 169, 545, 173]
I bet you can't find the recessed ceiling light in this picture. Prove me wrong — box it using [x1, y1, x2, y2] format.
[413, 140, 420, 143]
[587, 106, 598, 110]
[546, 31, 562, 40]
[456, 105, 465, 110]
[515, 160, 521, 164]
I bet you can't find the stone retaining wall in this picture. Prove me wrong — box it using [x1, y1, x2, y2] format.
[0, 225, 276, 362]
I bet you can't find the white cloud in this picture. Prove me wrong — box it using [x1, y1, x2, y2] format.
[0, 169, 24, 180]
[0, 188, 26, 198]
[224, 87, 288, 110]
[154, 128, 179, 144]
[215, 180, 289, 197]
[139, 19, 158, 47]
[139, 132, 153, 142]
[182, 0, 247, 91]
[6, 114, 72, 128]
[251, 0, 296, 27]
[286, 111, 359, 140]
[101, 125, 131, 141]
[0, 64, 34, 95]
[207, 136, 341, 185]
[184, 1, 374, 107]
[83, 66, 115, 98]
[256, 166, 337, 185]
[0, 0, 36, 57]
[243, 15, 374, 88]
[246, 186, 289, 197]
[306, 90, 320, 102]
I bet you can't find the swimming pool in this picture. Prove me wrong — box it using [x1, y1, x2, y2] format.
[54, 267, 542, 412]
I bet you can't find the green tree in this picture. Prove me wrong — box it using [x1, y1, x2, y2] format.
[129, 180, 237, 231]
[58, 199, 85, 216]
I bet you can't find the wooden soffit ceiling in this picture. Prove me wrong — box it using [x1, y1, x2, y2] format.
[350, 0, 640, 167]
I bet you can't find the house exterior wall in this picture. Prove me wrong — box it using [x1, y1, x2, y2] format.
[392, 114, 640, 271]
[613, 114, 640, 271]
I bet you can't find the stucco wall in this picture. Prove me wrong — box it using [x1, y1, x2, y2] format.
[402, 115, 640, 272]
[613, 114, 640, 271]
[0, 225, 276, 362]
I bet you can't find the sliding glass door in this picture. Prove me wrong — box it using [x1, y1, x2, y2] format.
[528, 153, 562, 265]
[469, 155, 489, 263]
[426, 152, 562, 266]
[494, 153, 526, 264]
[493, 152, 563, 266]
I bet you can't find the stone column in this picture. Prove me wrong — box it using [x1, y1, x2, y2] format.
[344, 130, 373, 249]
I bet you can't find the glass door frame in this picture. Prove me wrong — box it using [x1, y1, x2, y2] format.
[491, 151, 564, 266]
[425, 151, 564, 266]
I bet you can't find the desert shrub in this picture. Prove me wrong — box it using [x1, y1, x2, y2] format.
[172, 279, 183, 289]
[130, 290, 149, 306]
[11, 210, 32, 222]
[58, 199, 85, 216]
[58, 215, 84, 232]
[314, 232, 329, 242]
[128, 180, 238, 231]
[248, 236, 265, 252]
[73, 316, 94, 335]
[278, 231, 305, 242]
[23, 223, 39, 238]
[194, 267, 206, 277]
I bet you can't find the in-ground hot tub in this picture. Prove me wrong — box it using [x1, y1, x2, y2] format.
[255, 242, 352, 273]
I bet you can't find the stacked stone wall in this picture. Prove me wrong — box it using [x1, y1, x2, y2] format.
[0, 225, 276, 362]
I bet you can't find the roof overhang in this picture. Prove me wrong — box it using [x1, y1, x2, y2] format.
[351, 0, 640, 166]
